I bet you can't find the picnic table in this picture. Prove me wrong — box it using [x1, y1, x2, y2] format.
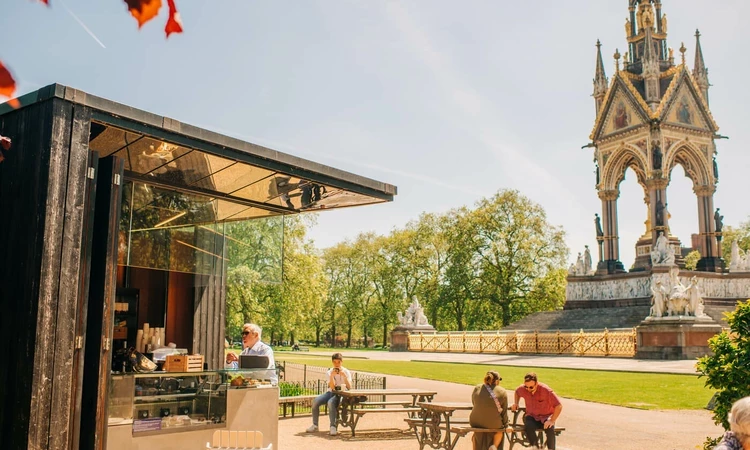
[335, 388, 438, 436]
[410, 402, 473, 450]
[409, 404, 566, 450]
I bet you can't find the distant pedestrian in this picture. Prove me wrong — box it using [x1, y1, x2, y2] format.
[714, 396, 750, 450]
[511, 372, 562, 450]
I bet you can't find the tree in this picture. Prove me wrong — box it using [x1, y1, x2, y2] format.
[469, 190, 568, 327]
[684, 250, 701, 271]
[409, 213, 451, 329]
[697, 300, 750, 445]
[439, 207, 478, 331]
[370, 235, 405, 345]
[224, 214, 325, 343]
[323, 237, 374, 347]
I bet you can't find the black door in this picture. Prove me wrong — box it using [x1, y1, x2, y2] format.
[79, 155, 125, 450]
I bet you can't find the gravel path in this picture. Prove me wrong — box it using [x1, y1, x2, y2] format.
[279, 372, 721, 450]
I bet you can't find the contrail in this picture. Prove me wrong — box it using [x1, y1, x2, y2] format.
[58, 0, 107, 49]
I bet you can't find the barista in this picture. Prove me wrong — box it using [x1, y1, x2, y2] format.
[225, 323, 277, 384]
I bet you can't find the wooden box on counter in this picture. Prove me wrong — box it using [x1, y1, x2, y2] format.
[164, 354, 204, 372]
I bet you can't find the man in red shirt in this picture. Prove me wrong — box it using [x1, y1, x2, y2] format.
[511, 372, 563, 449]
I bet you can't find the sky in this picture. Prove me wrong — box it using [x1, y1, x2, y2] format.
[2, 0, 749, 269]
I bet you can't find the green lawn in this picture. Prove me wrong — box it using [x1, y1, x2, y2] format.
[276, 354, 713, 410]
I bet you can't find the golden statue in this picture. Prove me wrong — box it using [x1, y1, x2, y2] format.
[668, 47, 674, 60]
[642, 5, 655, 29]
[638, 0, 655, 31]
[661, 13, 668, 33]
[625, 18, 632, 37]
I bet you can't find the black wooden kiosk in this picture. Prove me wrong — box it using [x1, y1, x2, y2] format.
[0, 84, 396, 450]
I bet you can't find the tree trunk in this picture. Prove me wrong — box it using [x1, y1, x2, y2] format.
[290, 331, 295, 346]
[331, 309, 337, 348]
[315, 327, 321, 347]
[382, 321, 388, 347]
[346, 323, 353, 348]
[501, 303, 510, 327]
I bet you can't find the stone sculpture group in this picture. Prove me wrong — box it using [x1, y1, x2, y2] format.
[650, 231, 676, 266]
[397, 296, 431, 327]
[649, 266, 708, 319]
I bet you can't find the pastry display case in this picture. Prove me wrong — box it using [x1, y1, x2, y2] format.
[107, 368, 279, 436]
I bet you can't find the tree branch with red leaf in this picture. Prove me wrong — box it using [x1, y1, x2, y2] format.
[0, 0, 183, 107]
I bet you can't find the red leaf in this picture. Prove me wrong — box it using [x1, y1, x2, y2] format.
[0, 61, 20, 109]
[0, 135, 10, 151]
[124, 0, 162, 28]
[0, 134, 10, 163]
[165, 0, 183, 38]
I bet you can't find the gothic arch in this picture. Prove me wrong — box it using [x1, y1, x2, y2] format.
[602, 144, 649, 191]
[664, 140, 712, 187]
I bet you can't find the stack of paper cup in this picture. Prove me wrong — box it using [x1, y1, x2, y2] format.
[135, 329, 144, 353]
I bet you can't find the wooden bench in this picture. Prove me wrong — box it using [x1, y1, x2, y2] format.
[278, 395, 318, 418]
[336, 389, 437, 437]
[405, 416, 469, 432]
[449, 423, 566, 450]
[358, 401, 415, 408]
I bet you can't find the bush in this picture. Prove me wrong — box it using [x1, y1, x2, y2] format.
[697, 299, 750, 446]
[278, 381, 304, 397]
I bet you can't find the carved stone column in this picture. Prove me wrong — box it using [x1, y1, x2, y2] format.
[695, 185, 724, 272]
[597, 189, 626, 274]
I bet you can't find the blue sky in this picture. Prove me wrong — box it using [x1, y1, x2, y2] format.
[2, 1, 749, 268]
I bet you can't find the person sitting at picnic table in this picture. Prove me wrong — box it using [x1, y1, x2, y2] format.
[511, 372, 562, 450]
[714, 396, 750, 450]
[470, 370, 512, 450]
[306, 352, 352, 436]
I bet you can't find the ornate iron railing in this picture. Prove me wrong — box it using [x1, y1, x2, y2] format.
[407, 328, 637, 357]
[276, 361, 387, 417]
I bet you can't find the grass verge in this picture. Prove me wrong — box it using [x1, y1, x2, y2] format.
[276, 354, 712, 410]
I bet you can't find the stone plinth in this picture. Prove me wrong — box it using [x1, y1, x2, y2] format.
[390, 325, 435, 352]
[636, 317, 723, 360]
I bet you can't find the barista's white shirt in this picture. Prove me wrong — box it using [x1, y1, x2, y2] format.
[326, 366, 352, 392]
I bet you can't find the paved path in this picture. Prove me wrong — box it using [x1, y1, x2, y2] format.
[288, 350, 700, 374]
[280, 371, 721, 450]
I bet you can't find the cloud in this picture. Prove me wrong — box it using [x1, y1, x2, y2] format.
[382, 1, 587, 213]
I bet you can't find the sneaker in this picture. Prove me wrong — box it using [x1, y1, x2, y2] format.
[306, 424, 318, 433]
[329, 426, 338, 436]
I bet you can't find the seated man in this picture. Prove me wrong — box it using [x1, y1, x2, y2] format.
[511, 372, 562, 450]
[306, 353, 352, 436]
[225, 323, 277, 384]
